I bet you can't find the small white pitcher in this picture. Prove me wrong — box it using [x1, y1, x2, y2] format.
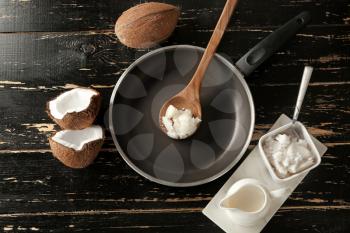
[219, 178, 289, 226]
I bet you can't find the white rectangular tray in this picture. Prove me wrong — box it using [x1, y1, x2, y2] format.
[202, 114, 327, 233]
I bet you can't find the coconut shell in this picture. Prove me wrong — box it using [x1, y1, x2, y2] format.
[115, 2, 180, 49]
[49, 131, 104, 169]
[46, 88, 101, 130]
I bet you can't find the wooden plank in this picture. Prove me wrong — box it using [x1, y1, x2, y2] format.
[0, 0, 349, 32]
[0, 143, 348, 213]
[0, 211, 221, 232]
[0, 208, 349, 232]
[0, 81, 349, 149]
[0, 25, 348, 88]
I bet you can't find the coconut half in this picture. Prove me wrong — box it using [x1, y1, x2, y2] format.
[49, 125, 104, 168]
[47, 87, 101, 130]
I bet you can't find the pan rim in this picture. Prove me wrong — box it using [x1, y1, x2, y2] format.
[109, 44, 255, 187]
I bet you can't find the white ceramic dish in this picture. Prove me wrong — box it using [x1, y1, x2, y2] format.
[258, 121, 321, 183]
[202, 114, 327, 233]
[218, 178, 288, 226]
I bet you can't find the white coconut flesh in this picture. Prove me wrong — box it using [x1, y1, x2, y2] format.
[52, 125, 103, 151]
[49, 88, 97, 120]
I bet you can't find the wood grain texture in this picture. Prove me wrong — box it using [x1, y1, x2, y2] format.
[0, 209, 349, 233]
[0, 25, 348, 88]
[0, 148, 348, 232]
[0, 0, 349, 32]
[0, 0, 349, 232]
[0, 147, 348, 211]
[0, 83, 349, 150]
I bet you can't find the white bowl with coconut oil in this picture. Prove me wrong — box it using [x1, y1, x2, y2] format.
[258, 121, 321, 183]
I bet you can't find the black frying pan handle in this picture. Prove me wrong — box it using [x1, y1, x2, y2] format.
[235, 11, 311, 76]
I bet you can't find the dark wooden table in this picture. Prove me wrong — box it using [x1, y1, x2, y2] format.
[0, 0, 349, 232]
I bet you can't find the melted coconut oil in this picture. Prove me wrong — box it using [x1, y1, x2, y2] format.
[222, 185, 266, 212]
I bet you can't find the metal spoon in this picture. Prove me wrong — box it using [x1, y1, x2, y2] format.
[292, 66, 313, 124]
[159, 0, 239, 138]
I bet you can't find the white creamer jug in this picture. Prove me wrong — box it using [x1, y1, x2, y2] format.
[219, 178, 288, 226]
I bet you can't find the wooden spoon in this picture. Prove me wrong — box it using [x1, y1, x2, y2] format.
[159, 0, 239, 137]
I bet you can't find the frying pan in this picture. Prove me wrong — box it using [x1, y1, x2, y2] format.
[109, 12, 310, 187]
